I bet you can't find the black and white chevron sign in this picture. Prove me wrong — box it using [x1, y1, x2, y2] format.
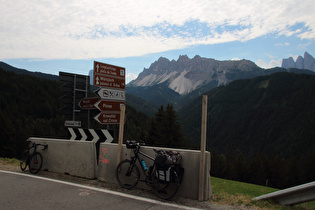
[67, 128, 114, 143]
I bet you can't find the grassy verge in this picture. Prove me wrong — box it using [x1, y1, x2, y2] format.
[211, 177, 315, 209]
[0, 157, 20, 167]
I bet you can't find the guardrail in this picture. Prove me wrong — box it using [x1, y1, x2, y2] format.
[253, 181, 315, 205]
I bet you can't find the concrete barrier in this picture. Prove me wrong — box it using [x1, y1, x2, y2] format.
[28, 137, 97, 179]
[27, 138, 212, 200]
[97, 143, 212, 200]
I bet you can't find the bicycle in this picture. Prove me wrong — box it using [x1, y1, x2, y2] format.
[20, 141, 48, 174]
[116, 140, 184, 200]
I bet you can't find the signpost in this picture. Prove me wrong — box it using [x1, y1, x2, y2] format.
[93, 61, 126, 125]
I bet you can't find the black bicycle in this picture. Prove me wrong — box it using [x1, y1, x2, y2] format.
[116, 140, 183, 200]
[20, 141, 48, 174]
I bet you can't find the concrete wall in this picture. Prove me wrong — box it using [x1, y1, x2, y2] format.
[27, 138, 212, 200]
[98, 143, 212, 200]
[28, 137, 97, 179]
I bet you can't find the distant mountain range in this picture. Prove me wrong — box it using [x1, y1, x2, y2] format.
[281, 52, 315, 72]
[2, 53, 315, 115]
[0, 62, 58, 81]
[127, 55, 314, 111]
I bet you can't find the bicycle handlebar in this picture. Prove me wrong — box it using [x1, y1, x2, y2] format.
[126, 140, 145, 149]
[29, 142, 48, 150]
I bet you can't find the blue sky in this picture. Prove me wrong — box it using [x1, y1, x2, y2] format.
[1, 0, 315, 83]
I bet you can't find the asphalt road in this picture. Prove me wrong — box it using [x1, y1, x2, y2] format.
[0, 170, 198, 210]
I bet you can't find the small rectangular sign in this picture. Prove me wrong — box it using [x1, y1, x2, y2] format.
[64, 121, 81, 127]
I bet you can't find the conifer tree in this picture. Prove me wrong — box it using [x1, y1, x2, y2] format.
[148, 104, 184, 147]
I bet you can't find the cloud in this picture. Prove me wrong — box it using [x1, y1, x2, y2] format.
[256, 59, 282, 69]
[274, 42, 290, 47]
[126, 73, 138, 84]
[1, 0, 315, 60]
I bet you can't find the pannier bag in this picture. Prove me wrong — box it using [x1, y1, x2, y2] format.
[156, 167, 171, 182]
[154, 150, 183, 182]
[155, 150, 181, 168]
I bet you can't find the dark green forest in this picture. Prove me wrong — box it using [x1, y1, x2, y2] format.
[1, 67, 314, 189]
[179, 72, 315, 188]
[0, 68, 149, 157]
[0, 69, 67, 157]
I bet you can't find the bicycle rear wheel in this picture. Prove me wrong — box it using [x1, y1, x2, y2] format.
[116, 159, 140, 189]
[29, 152, 43, 174]
[152, 167, 180, 200]
[20, 150, 29, 171]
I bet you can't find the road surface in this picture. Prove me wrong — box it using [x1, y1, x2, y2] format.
[0, 170, 198, 210]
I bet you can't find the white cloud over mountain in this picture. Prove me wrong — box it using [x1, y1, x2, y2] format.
[1, 0, 314, 60]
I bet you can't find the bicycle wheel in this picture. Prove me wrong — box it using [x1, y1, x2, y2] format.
[152, 167, 180, 200]
[116, 159, 140, 189]
[20, 150, 29, 171]
[29, 152, 43, 174]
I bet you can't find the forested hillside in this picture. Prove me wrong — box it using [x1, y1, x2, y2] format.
[0, 68, 66, 157]
[179, 72, 315, 188]
[0, 68, 152, 158]
[1, 66, 314, 189]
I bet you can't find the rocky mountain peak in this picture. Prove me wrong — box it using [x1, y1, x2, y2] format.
[129, 55, 261, 95]
[281, 52, 315, 72]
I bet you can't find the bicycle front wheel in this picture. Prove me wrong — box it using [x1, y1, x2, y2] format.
[20, 150, 29, 171]
[152, 167, 180, 200]
[29, 152, 43, 174]
[116, 159, 140, 189]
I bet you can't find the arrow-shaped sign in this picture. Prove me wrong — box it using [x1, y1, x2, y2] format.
[95, 88, 125, 101]
[78, 97, 99, 109]
[94, 112, 121, 124]
[94, 100, 125, 112]
[78, 128, 87, 141]
[102, 130, 114, 143]
[67, 128, 114, 143]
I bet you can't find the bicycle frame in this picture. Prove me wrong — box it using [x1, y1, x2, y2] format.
[128, 146, 155, 180]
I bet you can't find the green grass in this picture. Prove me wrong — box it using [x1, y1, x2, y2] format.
[211, 177, 315, 209]
[0, 157, 20, 166]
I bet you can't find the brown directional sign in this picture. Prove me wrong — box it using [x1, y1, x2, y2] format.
[94, 61, 125, 79]
[94, 112, 121, 124]
[94, 75, 125, 89]
[94, 61, 125, 89]
[94, 100, 125, 112]
[78, 97, 99, 109]
[93, 61, 126, 125]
